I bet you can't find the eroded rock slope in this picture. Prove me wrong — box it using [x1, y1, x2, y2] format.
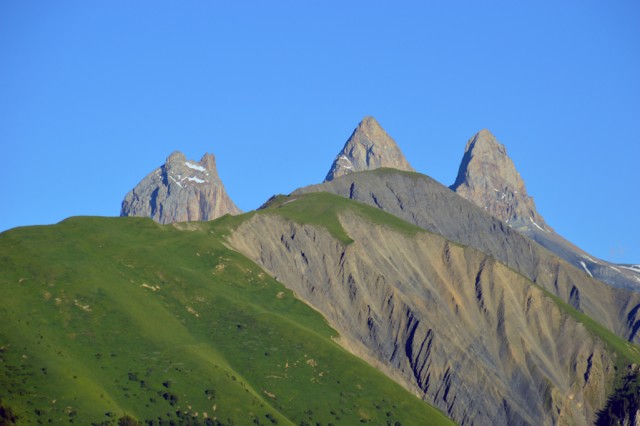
[295, 170, 640, 345]
[228, 196, 628, 426]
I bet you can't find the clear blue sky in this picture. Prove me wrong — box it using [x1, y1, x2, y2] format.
[1, 1, 638, 264]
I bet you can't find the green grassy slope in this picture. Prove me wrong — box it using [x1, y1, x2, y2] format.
[0, 215, 454, 426]
[260, 192, 423, 245]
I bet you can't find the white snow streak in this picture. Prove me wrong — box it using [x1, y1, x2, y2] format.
[610, 266, 621, 273]
[169, 175, 183, 188]
[620, 266, 640, 275]
[187, 176, 205, 183]
[338, 155, 354, 170]
[580, 261, 593, 278]
[529, 217, 545, 232]
[185, 162, 206, 172]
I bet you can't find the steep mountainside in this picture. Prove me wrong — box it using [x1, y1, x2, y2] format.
[450, 130, 640, 291]
[229, 192, 640, 426]
[7, 115, 640, 426]
[523, 225, 640, 291]
[294, 170, 640, 345]
[0, 215, 452, 425]
[121, 151, 240, 224]
[324, 116, 414, 182]
[450, 129, 548, 231]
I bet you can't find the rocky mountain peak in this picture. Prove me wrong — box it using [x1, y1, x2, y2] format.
[324, 116, 414, 182]
[199, 153, 218, 172]
[166, 150, 186, 162]
[450, 130, 548, 231]
[121, 150, 240, 224]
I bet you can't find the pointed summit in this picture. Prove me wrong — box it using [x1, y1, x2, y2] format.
[324, 116, 414, 182]
[450, 130, 548, 231]
[121, 151, 241, 224]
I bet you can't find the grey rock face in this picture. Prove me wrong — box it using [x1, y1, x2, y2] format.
[295, 170, 640, 344]
[324, 116, 414, 182]
[450, 129, 548, 232]
[229, 206, 616, 426]
[121, 151, 240, 224]
[450, 130, 640, 291]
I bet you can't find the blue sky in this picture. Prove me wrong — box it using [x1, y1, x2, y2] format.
[1, 1, 638, 264]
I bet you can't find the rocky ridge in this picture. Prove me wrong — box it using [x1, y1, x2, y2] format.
[324, 116, 414, 181]
[295, 170, 640, 345]
[450, 129, 548, 232]
[120, 151, 240, 224]
[114, 116, 640, 425]
[449, 130, 640, 291]
[229, 196, 625, 426]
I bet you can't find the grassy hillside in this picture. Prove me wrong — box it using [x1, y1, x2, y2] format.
[260, 192, 423, 245]
[0, 215, 454, 425]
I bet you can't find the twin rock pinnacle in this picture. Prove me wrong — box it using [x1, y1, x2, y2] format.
[121, 151, 240, 224]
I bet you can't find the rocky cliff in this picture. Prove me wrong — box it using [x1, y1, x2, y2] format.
[120, 151, 240, 224]
[324, 116, 414, 181]
[450, 129, 548, 232]
[450, 130, 640, 291]
[295, 170, 640, 346]
[229, 194, 634, 426]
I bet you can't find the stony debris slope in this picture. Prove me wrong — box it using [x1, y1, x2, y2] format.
[229, 193, 640, 426]
[296, 169, 640, 345]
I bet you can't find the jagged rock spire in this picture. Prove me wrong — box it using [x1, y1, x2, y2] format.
[325, 116, 414, 182]
[450, 129, 548, 231]
[121, 151, 241, 224]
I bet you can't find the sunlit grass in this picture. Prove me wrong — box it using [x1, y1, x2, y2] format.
[0, 214, 453, 425]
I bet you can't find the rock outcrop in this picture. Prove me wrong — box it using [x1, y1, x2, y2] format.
[121, 151, 240, 224]
[229, 197, 621, 426]
[450, 130, 640, 291]
[324, 116, 414, 181]
[450, 129, 548, 232]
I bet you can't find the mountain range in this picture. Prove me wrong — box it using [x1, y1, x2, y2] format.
[2, 116, 639, 425]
